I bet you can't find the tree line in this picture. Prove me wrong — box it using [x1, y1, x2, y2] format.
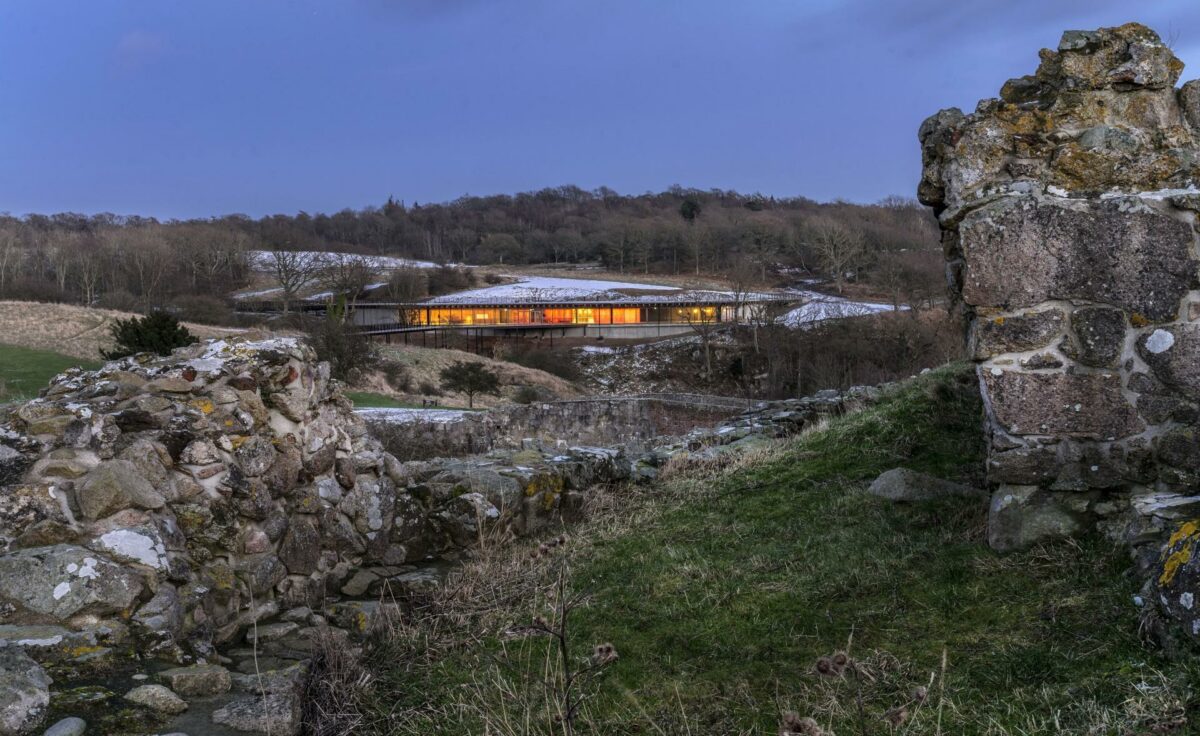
[0, 186, 941, 322]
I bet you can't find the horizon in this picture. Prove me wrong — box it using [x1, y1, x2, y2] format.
[5, 2, 1200, 220]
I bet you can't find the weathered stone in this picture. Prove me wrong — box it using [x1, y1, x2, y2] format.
[157, 663, 232, 697]
[42, 717, 87, 736]
[0, 545, 143, 620]
[1068, 307, 1126, 367]
[236, 555, 287, 596]
[76, 460, 165, 521]
[988, 487, 1090, 552]
[1139, 325, 1200, 400]
[334, 456, 356, 489]
[124, 684, 187, 715]
[0, 647, 50, 735]
[958, 197, 1194, 322]
[212, 691, 300, 736]
[969, 309, 1064, 359]
[234, 436, 276, 477]
[278, 516, 320, 576]
[867, 468, 988, 503]
[981, 369, 1141, 439]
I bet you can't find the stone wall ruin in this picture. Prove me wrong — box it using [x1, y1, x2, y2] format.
[919, 22, 1200, 640]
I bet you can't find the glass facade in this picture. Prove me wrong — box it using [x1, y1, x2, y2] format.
[399, 304, 725, 327]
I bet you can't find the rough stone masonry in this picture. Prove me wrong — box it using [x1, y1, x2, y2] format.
[919, 22, 1200, 641]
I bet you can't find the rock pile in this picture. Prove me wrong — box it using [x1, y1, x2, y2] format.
[0, 338, 638, 734]
[919, 22, 1200, 640]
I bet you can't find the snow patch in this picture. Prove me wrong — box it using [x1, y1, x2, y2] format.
[355, 408, 470, 424]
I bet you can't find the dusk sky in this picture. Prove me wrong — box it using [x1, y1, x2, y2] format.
[5, 1, 1200, 219]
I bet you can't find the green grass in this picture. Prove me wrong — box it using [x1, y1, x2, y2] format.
[356, 364, 1198, 734]
[344, 390, 427, 409]
[0, 343, 100, 400]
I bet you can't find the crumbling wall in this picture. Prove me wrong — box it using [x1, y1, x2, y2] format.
[919, 22, 1200, 639]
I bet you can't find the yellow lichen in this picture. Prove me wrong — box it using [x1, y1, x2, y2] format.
[1159, 519, 1200, 586]
[189, 398, 215, 415]
[1131, 313, 1149, 328]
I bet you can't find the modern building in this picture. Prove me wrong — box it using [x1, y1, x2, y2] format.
[348, 277, 796, 340]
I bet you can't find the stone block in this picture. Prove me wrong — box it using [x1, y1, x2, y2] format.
[969, 309, 1064, 359]
[959, 197, 1194, 321]
[982, 369, 1142, 439]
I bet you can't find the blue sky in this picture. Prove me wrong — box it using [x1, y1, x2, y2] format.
[4, 1, 1200, 219]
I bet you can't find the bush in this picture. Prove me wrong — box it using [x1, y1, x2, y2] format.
[102, 310, 197, 359]
[439, 360, 499, 408]
[509, 348, 580, 382]
[171, 294, 233, 325]
[426, 266, 476, 297]
[381, 360, 412, 392]
[512, 385, 540, 404]
[96, 289, 141, 313]
[305, 302, 379, 382]
[418, 380, 443, 396]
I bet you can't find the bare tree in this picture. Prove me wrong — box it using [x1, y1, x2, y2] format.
[682, 304, 721, 377]
[806, 219, 867, 295]
[0, 231, 22, 297]
[267, 248, 327, 313]
[316, 254, 377, 313]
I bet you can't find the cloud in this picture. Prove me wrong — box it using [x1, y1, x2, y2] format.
[113, 30, 167, 73]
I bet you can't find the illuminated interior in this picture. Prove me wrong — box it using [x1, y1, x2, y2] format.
[401, 304, 724, 327]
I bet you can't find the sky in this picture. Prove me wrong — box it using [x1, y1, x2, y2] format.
[5, 1, 1200, 220]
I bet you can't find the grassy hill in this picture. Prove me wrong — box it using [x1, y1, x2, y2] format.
[351, 343, 581, 409]
[333, 364, 1196, 735]
[0, 301, 248, 361]
[0, 343, 100, 400]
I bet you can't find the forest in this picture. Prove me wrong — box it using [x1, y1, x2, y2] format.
[0, 186, 940, 319]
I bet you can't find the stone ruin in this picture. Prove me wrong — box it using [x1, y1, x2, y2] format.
[0, 337, 642, 734]
[919, 22, 1200, 640]
[0, 335, 872, 734]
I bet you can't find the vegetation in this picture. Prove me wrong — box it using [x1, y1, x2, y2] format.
[343, 391, 425, 409]
[305, 299, 379, 381]
[101, 310, 197, 359]
[0, 343, 100, 400]
[336, 364, 1196, 734]
[0, 188, 936, 315]
[438, 360, 500, 408]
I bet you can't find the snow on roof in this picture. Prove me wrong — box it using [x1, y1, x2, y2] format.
[779, 290, 901, 328]
[424, 276, 681, 305]
[247, 250, 448, 272]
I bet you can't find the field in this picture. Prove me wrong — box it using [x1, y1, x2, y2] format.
[0, 301, 248, 361]
[345, 364, 1198, 735]
[0, 343, 100, 400]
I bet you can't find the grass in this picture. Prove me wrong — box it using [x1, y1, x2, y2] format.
[345, 363, 1198, 735]
[344, 390, 429, 409]
[0, 343, 100, 400]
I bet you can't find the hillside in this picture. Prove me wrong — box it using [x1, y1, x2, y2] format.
[354, 343, 581, 408]
[336, 364, 1191, 735]
[0, 301, 250, 361]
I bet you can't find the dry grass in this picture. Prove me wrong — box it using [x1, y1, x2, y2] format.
[0, 301, 253, 360]
[356, 343, 582, 407]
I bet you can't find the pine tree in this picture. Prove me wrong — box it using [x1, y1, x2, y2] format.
[102, 310, 197, 359]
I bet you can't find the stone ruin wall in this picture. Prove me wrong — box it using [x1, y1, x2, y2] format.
[0, 338, 634, 724]
[364, 398, 741, 461]
[919, 23, 1200, 639]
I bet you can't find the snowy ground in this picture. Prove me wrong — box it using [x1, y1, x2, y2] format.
[425, 276, 680, 304]
[779, 289, 902, 328]
[354, 407, 469, 424]
[247, 250, 448, 272]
